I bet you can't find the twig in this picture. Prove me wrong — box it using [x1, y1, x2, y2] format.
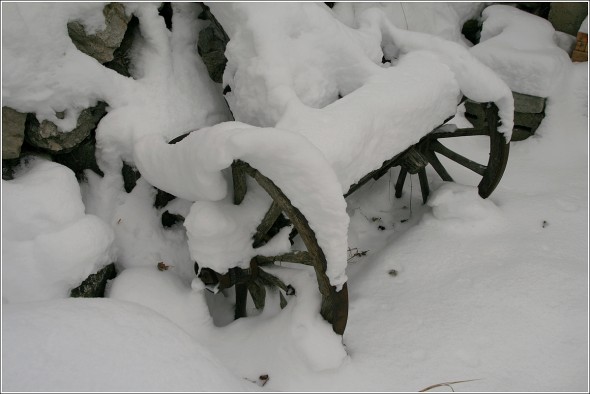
[419, 379, 482, 392]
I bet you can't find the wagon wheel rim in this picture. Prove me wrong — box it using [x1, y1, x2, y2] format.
[229, 160, 349, 335]
[399, 103, 510, 203]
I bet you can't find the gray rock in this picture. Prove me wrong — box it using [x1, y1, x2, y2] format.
[513, 92, 546, 114]
[103, 15, 139, 77]
[67, 3, 131, 64]
[2, 107, 27, 159]
[549, 2, 588, 36]
[198, 25, 228, 83]
[53, 132, 104, 178]
[25, 102, 107, 153]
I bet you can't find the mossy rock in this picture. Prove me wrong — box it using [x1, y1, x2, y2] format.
[70, 263, 117, 298]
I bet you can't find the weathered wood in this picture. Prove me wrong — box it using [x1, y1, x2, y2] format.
[232, 160, 248, 205]
[252, 201, 283, 248]
[256, 251, 313, 266]
[399, 146, 429, 174]
[344, 154, 402, 197]
[235, 283, 248, 319]
[394, 167, 407, 198]
[430, 127, 489, 138]
[431, 140, 487, 176]
[248, 280, 266, 310]
[243, 163, 348, 335]
[257, 268, 290, 292]
[477, 104, 510, 198]
[418, 168, 429, 204]
[422, 149, 454, 182]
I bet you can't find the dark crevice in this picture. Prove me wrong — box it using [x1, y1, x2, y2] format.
[158, 2, 173, 30]
[104, 15, 140, 77]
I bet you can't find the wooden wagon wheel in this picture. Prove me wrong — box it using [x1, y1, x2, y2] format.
[196, 160, 349, 336]
[394, 103, 510, 203]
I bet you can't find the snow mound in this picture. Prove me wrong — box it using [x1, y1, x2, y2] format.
[208, 268, 348, 373]
[209, 2, 382, 127]
[134, 124, 350, 289]
[2, 159, 115, 303]
[1, 298, 249, 391]
[470, 5, 572, 97]
[107, 267, 213, 337]
[425, 183, 506, 232]
[332, 2, 483, 46]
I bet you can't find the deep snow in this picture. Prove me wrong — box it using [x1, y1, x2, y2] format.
[2, 2, 588, 392]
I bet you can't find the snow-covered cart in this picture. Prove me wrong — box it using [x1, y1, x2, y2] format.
[133, 4, 515, 336]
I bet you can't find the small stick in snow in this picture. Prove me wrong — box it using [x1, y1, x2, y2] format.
[419, 378, 482, 392]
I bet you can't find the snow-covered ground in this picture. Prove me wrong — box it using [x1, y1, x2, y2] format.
[2, 2, 588, 392]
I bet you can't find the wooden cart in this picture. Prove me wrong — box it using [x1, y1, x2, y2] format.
[152, 4, 513, 336]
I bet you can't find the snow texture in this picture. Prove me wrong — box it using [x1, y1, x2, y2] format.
[1, 2, 587, 391]
[134, 123, 350, 288]
[2, 298, 250, 391]
[2, 159, 115, 303]
[132, 3, 513, 288]
[470, 5, 572, 97]
[332, 2, 483, 47]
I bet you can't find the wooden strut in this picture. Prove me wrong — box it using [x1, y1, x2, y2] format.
[232, 160, 349, 335]
[202, 103, 508, 336]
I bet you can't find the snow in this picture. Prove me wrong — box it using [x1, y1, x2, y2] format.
[470, 5, 572, 97]
[358, 8, 514, 139]
[2, 159, 115, 303]
[1, 298, 250, 392]
[1, 2, 588, 392]
[332, 2, 483, 47]
[133, 124, 350, 288]
[277, 51, 461, 190]
[581, 16, 588, 34]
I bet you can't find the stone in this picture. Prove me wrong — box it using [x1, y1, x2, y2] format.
[122, 161, 141, 193]
[154, 189, 176, 209]
[548, 2, 588, 36]
[103, 15, 139, 77]
[198, 25, 228, 83]
[197, 5, 230, 83]
[53, 132, 104, 178]
[2, 107, 27, 159]
[25, 102, 107, 153]
[70, 263, 117, 298]
[67, 3, 131, 64]
[513, 92, 546, 114]
[513, 111, 545, 130]
[161, 210, 185, 228]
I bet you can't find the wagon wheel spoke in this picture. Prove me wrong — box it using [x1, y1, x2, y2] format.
[227, 160, 348, 335]
[430, 140, 487, 176]
[418, 168, 429, 204]
[394, 167, 408, 198]
[417, 103, 509, 199]
[423, 149, 454, 182]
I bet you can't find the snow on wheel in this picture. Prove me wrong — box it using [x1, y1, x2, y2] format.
[394, 103, 510, 204]
[195, 160, 348, 335]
